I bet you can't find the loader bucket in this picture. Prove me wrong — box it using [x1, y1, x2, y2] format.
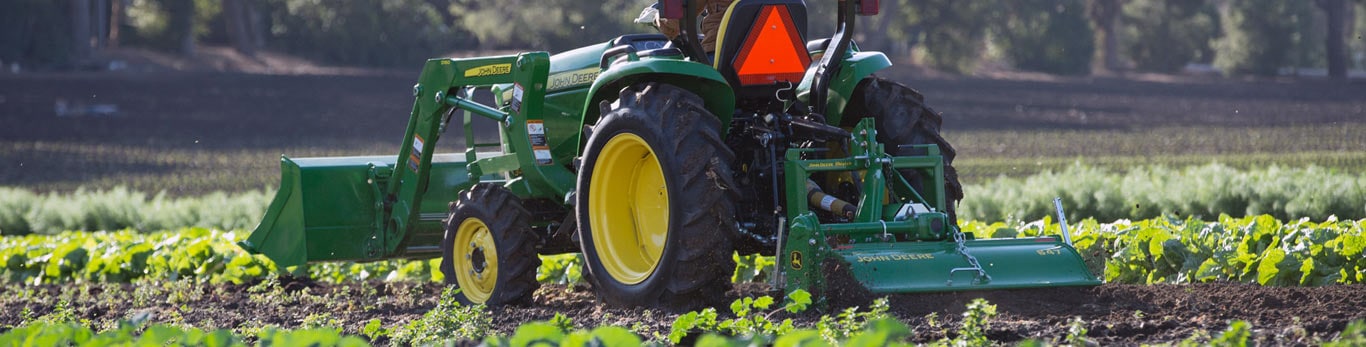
[238, 155, 386, 271]
[240, 154, 472, 271]
[833, 237, 1101, 293]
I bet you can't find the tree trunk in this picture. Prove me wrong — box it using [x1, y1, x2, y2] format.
[94, 0, 107, 48]
[223, 0, 256, 56]
[71, 0, 91, 60]
[1087, 0, 1125, 72]
[109, 0, 122, 48]
[246, 1, 265, 49]
[168, 0, 196, 57]
[1317, 0, 1348, 79]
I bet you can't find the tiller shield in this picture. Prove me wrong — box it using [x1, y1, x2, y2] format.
[778, 120, 1101, 300]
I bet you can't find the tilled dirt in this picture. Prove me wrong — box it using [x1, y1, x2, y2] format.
[1, 280, 1360, 345]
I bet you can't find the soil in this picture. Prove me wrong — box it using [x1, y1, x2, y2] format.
[1, 280, 1361, 345]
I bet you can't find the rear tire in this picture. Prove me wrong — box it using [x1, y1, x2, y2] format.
[576, 82, 738, 309]
[440, 183, 541, 306]
[845, 77, 965, 224]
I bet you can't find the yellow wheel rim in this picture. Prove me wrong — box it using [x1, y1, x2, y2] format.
[453, 217, 497, 304]
[589, 133, 669, 285]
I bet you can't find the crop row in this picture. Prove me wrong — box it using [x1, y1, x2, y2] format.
[958, 163, 1366, 222]
[0, 187, 269, 236]
[3, 163, 1363, 236]
[965, 215, 1366, 286]
[1, 215, 1361, 287]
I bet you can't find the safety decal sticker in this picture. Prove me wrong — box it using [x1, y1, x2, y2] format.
[408, 134, 424, 172]
[463, 63, 511, 77]
[510, 83, 524, 113]
[527, 120, 552, 165]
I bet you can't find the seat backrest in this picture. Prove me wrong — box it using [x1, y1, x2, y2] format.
[712, 0, 809, 95]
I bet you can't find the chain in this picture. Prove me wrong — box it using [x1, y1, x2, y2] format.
[949, 225, 990, 285]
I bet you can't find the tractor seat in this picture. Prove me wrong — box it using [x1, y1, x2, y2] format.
[711, 0, 809, 100]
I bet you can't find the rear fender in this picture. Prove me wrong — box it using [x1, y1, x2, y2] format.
[797, 51, 892, 126]
[578, 59, 735, 151]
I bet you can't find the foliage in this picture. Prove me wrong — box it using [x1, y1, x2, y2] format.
[0, 0, 72, 66]
[0, 186, 271, 235]
[6, 212, 1362, 288]
[538, 254, 584, 285]
[0, 227, 438, 285]
[990, 0, 1095, 75]
[733, 253, 776, 283]
[866, 0, 1000, 73]
[0, 320, 368, 347]
[389, 286, 491, 346]
[1212, 0, 1315, 76]
[1120, 0, 1218, 72]
[957, 163, 1366, 223]
[484, 322, 642, 347]
[967, 214, 1366, 286]
[257, 0, 459, 66]
[1062, 316, 1090, 346]
[950, 298, 996, 346]
[816, 298, 893, 343]
[448, 0, 641, 52]
[668, 289, 814, 344]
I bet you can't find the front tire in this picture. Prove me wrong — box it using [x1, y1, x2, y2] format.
[576, 83, 738, 309]
[440, 183, 541, 306]
[846, 77, 965, 224]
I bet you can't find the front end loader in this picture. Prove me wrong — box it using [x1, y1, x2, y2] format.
[240, 0, 1100, 308]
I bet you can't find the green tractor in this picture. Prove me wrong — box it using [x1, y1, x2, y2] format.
[240, 0, 1100, 308]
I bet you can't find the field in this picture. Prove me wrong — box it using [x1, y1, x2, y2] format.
[3, 69, 1364, 195]
[2, 66, 1365, 345]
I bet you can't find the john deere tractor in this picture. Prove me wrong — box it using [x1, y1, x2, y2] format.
[240, 0, 1099, 308]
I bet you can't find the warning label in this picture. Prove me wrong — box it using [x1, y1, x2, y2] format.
[408, 134, 425, 172]
[510, 83, 524, 113]
[527, 120, 552, 165]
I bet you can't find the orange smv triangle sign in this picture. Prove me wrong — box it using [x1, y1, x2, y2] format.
[733, 5, 810, 86]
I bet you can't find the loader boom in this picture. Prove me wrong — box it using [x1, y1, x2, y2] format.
[241, 52, 575, 270]
[389, 52, 572, 246]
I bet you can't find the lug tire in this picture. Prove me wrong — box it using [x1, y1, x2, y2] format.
[577, 82, 738, 309]
[440, 183, 541, 306]
[845, 77, 965, 224]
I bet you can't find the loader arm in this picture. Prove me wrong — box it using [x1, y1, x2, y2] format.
[386, 52, 576, 258]
[241, 52, 573, 270]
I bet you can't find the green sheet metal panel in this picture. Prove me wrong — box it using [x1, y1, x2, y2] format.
[836, 237, 1102, 293]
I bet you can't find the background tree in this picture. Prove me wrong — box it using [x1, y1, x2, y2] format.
[258, 0, 455, 66]
[1212, 0, 1313, 76]
[166, 0, 196, 56]
[449, 0, 638, 52]
[1121, 0, 1217, 73]
[993, 0, 1096, 75]
[1, 1, 73, 67]
[1317, 0, 1350, 79]
[71, 0, 92, 60]
[910, 0, 999, 74]
[221, 0, 262, 57]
